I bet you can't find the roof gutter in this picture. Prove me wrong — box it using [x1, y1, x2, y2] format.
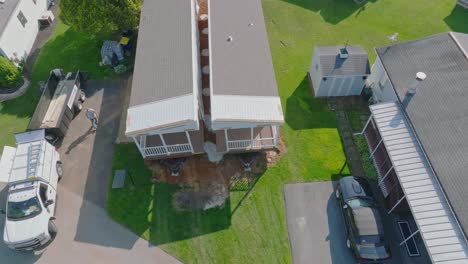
[449, 32, 468, 60]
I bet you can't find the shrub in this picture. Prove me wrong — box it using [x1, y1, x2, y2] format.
[0, 56, 22, 88]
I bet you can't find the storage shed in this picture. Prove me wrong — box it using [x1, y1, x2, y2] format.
[308, 45, 370, 97]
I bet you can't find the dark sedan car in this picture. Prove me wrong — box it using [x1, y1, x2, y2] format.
[335, 176, 391, 262]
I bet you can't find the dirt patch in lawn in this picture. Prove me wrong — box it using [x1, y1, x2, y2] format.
[146, 148, 283, 211]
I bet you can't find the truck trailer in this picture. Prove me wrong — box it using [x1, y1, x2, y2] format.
[28, 69, 87, 144]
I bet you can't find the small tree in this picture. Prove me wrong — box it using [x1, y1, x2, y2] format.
[0, 56, 22, 88]
[60, 0, 142, 35]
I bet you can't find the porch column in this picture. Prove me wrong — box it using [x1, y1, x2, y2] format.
[273, 126, 278, 146]
[250, 127, 254, 148]
[185, 131, 194, 153]
[358, 114, 373, 135]
[399, 229, 420, 246]
[159, 134, 170, 154]
[378, 165, 394, 186]
[132, 136, 146, 158]
[224, 129, 229, 151]
[369, 138, 383, 158]
[388, 194, 406, 215]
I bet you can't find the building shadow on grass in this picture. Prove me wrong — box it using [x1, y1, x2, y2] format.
[148, 183, 231, 245]
[282, 0, 378, 25]
[444, 5, 468, 33]
[285, 76, 338, 130]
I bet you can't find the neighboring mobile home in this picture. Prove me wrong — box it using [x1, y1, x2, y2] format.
[208, 0, 284, 153]
[0, 0, 52, 61]
[125, 0, 204, 160]
[362, 32, 468, 263]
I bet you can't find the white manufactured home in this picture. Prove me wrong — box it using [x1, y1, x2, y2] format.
[0, 0, 52, 61]
[125, 0, 204, 160]
[208, 0, 284, 153]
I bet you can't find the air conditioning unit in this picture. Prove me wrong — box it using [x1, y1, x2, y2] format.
[38, 11, 55, 27]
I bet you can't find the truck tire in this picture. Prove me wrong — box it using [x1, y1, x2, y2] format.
[48, 220, 57, 238]
[74, 101, 83, 113]
[79, 91, 86, 102]
[56, 162, 63, 181]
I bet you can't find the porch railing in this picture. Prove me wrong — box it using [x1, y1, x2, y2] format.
[227, 138, 275, 150]
[142, 143, 192, 157]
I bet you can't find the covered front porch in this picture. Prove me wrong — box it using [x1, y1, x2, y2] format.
[133, 129, 204, 159]
[215, 126, 279, 153]
[359, 102, 468, 263]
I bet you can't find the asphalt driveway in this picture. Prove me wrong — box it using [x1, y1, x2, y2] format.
[0, 78, 181, 264]
[284, 181, 355, 264]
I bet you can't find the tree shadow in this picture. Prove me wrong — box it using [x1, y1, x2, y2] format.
[281, 0, 378, 25]
[285, 76, 338, 130]
[444, 5, 468, 33]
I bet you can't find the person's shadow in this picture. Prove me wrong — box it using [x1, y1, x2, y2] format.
[65, 128, 93, 154]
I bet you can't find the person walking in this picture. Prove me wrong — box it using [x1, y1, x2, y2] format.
[86, 108, 99, 132]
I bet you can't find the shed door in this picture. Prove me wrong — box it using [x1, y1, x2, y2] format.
[329, 77, 344, 96]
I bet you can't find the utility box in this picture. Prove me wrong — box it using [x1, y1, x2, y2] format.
[308, 45, 370, 97]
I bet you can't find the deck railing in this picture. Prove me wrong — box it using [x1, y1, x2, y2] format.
[142, 143, 192, 157]
[227, 138, 275, 150]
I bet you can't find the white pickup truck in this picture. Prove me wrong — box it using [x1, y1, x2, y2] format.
[0, 129, 63, 250]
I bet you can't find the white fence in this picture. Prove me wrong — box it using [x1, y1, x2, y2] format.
[227, 138, 275, 151]
[136, 134, 193, 158]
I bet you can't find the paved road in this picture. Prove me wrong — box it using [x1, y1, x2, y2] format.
[284, 182, 355, 264]
[0, 79, 181, 264]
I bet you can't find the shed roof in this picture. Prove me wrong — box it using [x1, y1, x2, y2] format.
[126, 0, 198, 135]
[370, 102, 468, 264]
[312, 45, 370, 76]
[375, 32, 468, 238]
[209, 0, 283, 124]
[0, 0, 20, 37]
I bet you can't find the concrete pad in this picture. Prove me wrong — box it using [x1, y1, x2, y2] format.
[284, 182, 354, 264]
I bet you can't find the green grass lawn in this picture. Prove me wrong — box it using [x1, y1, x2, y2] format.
[0, 20, 114, 150]
[108, 0, 468, 263]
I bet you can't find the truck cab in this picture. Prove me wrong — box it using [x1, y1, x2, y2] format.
[0, 130, 62, 250]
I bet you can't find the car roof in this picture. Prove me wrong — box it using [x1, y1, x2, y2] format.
[352, 206, 384, 237]
[339, 176, 372, 200]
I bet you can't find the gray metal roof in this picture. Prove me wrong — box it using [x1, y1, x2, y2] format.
[369, 102, 468, 264]
[0, 0, 20, 36]
[375, 32, 468, 238]
[313, 45, 370, 76]
[129, 0, 195, 107]
[209, 0, 278, 97]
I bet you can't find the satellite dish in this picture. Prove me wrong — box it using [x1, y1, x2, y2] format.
[388, 32, 399, 43]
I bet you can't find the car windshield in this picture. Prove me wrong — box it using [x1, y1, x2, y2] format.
[7, 197, 42, 220]
[347, 198, 374, 208]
